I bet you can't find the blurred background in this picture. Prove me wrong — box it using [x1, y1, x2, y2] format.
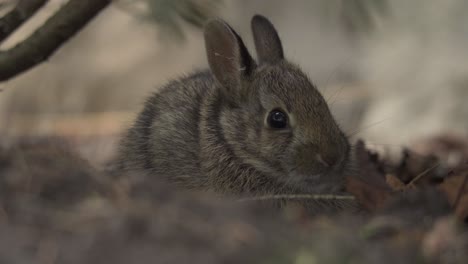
[0, 0, 467, 163]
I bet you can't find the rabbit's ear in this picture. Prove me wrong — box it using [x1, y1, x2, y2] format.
[204, 19, 255, 97]
[251, 15, 284, 64]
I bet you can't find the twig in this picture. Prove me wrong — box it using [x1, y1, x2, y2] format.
[0, 0, 48, 43]
[406, 162, 440, 188]
[237, 194, 355, 202]
[0, 0, 112, 82]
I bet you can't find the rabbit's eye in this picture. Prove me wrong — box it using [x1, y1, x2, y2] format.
[267, 109, 288, 129]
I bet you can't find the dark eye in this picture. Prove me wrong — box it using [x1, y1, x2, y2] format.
[267, 109, 288, 129]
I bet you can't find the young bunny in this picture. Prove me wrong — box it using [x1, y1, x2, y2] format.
[115, 15, 353, 201]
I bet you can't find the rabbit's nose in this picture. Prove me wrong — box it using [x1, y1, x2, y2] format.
[317, 152, 341, 169]
[294, 146, 338, 174]
[316, 154, 331, 168]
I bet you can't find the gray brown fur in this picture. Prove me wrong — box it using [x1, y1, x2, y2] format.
[114, 15, 354, 200]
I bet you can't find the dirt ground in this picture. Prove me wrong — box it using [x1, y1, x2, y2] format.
[0, 134, 466, 264]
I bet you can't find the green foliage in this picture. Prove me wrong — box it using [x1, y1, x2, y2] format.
[318, 0, 389, 36]
[118, 0, 222, 40]
[118, 0, 391, 40]
[341, 0, 388, 34]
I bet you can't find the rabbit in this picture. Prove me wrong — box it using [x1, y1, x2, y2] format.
[113, 15, 354, 204]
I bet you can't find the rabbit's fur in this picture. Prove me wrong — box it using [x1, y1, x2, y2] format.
[115, 15, 353, 198]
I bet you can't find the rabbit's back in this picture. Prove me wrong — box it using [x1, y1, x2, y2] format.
[116, 71, 215, 187]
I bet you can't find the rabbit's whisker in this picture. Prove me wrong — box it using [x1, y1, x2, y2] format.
[237, 194, 355, 202]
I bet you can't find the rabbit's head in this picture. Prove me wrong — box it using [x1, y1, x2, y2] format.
[204, 15, 351, 193]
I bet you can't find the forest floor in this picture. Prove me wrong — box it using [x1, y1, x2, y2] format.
[0, 118, 467, 264]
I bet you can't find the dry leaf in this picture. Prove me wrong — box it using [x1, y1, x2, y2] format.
[346, 140, 393, 211]
[438, 174, 468, 220]
[386, 174, 406, 191]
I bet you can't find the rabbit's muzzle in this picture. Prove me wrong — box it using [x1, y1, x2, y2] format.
[289, 140, 349, 182]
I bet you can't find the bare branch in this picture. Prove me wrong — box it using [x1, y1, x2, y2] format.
[0, 0, 112, 82]
[0, 0, 48, 43]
